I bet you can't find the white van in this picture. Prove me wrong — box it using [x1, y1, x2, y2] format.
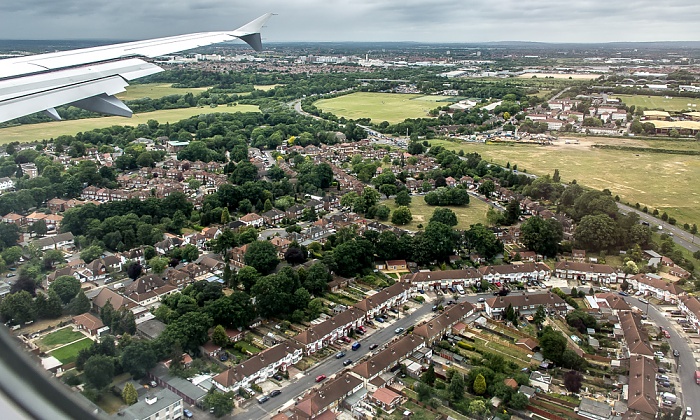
[455, 285, 465, 295]
[662, 393, 677, 404]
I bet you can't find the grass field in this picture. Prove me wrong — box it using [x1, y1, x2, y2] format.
[380, 195, 489, 230]
[254, 84, 283, 91]
[39, 327, 85, 350]
[49, 338, 93, 364]
[116, 83, 211, 101]
[427, 138, 700, 228]
[0, 105, 260, 144]
[518, 73, 599, 80]
[314, 92, 449, 124]
[612, 94, 700, 112]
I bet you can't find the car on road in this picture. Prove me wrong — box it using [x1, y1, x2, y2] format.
[673, 349, 680, 357]
[5, 273, 15, 278]
[618, 291, 628, 296]
[352, 342, 361, 351]
[431, 305, 438, 311]
[664, 330, 671, 338]
[183, 409, 193, 418]
[269, 389, 281, 398]
[395, 327, 404, 334]
[258, 395, 269, 404]
[687, 407, 693, 417]
[335, 351, 346, 359]
[369, 344, 378, 350]
[600, 287, 610, 292]
[149, 381, 157, 388]
[315, 375, 327, 382]
[343, 359, 352, 366]
[478, 298, 485, 303]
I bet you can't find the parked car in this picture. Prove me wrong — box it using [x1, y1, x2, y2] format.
[654, 352, 665, 358]
[273, 373, 283, 381]
[673, 349, 680, 357]
[634, 291, 643, 296]
[183, 409, 193, 418]
[219, 352, 228, 362]
[375, 317, 385, 323]
[6, 273, 15, 278]
[315, 375, 327, 383]
[343, 359, 352, 366]
[357, 326, 367, 333]
[663, 330, 671, 338]
[390, 308, 399, 314]
[369, 344, 378, 350]
[431, 305, 438, 311]
[477, 297, 485, 303]
[342, 336, 352, 343]
[149, 381, 157, 388]
[687, 407, 693, 417]
[638, 298, 648, 304]
[335, 351, 346, 359]
[658, 367, 667, 374]
[395, 327, 405, 334]
[660, 381, 672, 388]
[618, 291, 628, 296]
[355, 328, 365, 335]
[258, 395, 269, 404]
[269, 389, 281, 398]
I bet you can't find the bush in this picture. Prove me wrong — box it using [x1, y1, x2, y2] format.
[457, 341, 475, 351]
[413, 295, 425, 303]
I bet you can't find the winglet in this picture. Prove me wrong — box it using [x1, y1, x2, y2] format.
[232, 13, 273, 52]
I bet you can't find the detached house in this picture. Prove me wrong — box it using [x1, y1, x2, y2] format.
[239, 213, 263, 228]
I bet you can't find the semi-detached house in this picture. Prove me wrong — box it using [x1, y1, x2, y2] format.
[629, 273, 684, 303]
[352, 282, 411, 320]
[678, 295, 700, 334]
[402, 268, 482, 292]
[554, 261, 624, 284]
[484, 292, 568, 319]
[293, 307, 365, 355]
[478, 262, 551, 284]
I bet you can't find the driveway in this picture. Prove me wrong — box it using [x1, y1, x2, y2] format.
[238, 301, 435, 419]
[624, 297, 699, 414]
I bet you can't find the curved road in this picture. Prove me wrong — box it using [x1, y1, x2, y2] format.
[624, 297, 699, 414]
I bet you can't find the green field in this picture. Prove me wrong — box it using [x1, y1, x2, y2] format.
[428, 138, 700, 228]
[314, 92, 450, 124]
[39, 327, 85, 351]
[254, 84, 283, 91]
[612, 94, 700, 112]
[49, 338, 93, 364]
[0, 105, 260, 144]
[116, 83, 211, 101]
[380, 195, 489, 231]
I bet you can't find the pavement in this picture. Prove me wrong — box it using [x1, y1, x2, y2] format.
[236, 300, 435, 419]
[624, 297, 699, 414]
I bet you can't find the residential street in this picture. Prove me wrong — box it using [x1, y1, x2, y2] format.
[237, 300, 436, 419]
[624, 297, 699, 415]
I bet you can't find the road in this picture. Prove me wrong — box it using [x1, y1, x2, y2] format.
[617, 203, 699, 253]
[239, 301, 436, 419]
[624, 297, 699, 414]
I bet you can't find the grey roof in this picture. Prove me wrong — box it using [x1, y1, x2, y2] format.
[136, 319, 167, 340]
[518, 385, 536, 398]
[579, 397, 612, 419]
[150, 364, 207, 402]
[115, 388, 181, 420]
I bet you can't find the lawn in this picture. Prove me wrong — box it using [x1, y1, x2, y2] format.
[254, 84, 283, 91]
[38, 327, 85, 351]
[380, 195, 490, 231]
[49, 338, 93, 364]
[426, 138, 700, 228]
[612, 94, 700, 112]
[314, 92, 449, 124]
[0, 105, 260, 144]
[116, 83, 211, 101]
[236, 341, 261, 355]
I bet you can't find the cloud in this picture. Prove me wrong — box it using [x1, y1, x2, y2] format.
[0, 0, 698, 43]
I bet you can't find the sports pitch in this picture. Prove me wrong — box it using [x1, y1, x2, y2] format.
[116, 83, 212, 101]
[0, 105, 260, 144]
[612, 94, 700, 112]
[428, 138, 700, 228]
[314, 92, 453, 124]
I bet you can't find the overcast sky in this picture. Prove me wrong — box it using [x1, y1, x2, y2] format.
[0, 0, 698, 44]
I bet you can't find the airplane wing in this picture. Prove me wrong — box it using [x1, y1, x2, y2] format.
[0, 13, 273, 124]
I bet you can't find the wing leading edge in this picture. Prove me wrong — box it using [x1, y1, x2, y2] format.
[0, 13, 273, 124]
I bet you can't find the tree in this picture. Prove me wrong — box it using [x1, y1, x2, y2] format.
[379, 184, 397, 199]
[161, 312, 213, 353]
[395, 190, 412, 206]
[430, 208, 457, 227]
[0, 291, 36, 324]
[127, 262, 143, 280]
[563, 370, 583, 393]
[510, 392, 529, 409]
[478, 180, 496, 197]
[237, 266, 260, 293]
[504, 199, 521, 225]
[575, 214, 618, 252]
[552, 169, 561, 183]
[67, 290, 91, 315]
[421, 364, 436, 386]
[284, 247, 306, 265]
[50, 275, 81, 305]
[79, 245, 103, 263]
[212, 325, 229, 347]
[539, 326, 567, 365]
[244, 241, 279, 275]
[464, 223, 503, 261]
[30, 220, 47, 237]
[148, 256, 169, 274]
[391, 206, 413, 225]
[448, 372, 465, 401]
[36, 290, 63, 319]
[473, 373, 487, 395]
[120, 341, 157, 378]
[122, 382, 138, 405]
[520, 216, 563, 258]
[375, 205, 390, 221]
[83, 355, 115, 390]
[204, 389, 235, 418]
[2, 246, 23, 265]
[533, 305, 546, 329]
[413, 222, 456, 264]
